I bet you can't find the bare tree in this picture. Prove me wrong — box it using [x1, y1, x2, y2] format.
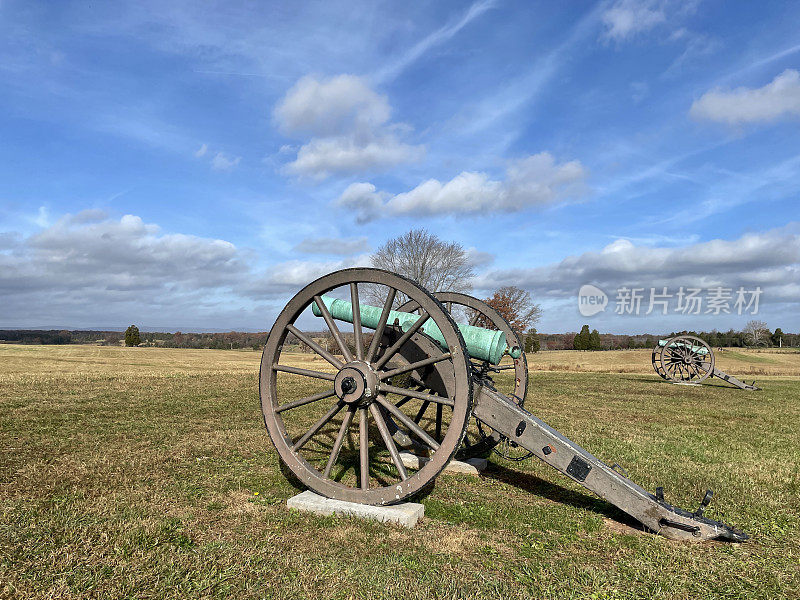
[481, 286, 542, 334]
[743, 320, 771, 346]
[370, 229, 475, 304]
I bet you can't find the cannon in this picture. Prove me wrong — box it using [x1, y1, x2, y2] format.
[396, 292, 534, 462]
[652, 335, 760, 390]
[260, 268, 747, 541]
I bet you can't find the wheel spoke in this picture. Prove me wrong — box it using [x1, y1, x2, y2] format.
[273, 364, 336, 381]
[678, 363, 689, 381]
[350, 283, 364, 360]
[369, 403, 408, 481]
[435, 403, 443, 440]
[276, 388, 336, 413]
[292, 400, 345, 451]
[359, 407, 369, 490]
[313, 295, 353, 362]
[413, 400, 430, 424]
[374, 313, 430, 369]
[365, 287, 397, 363]
[378, 352, 452, 380]
[377, 383, 454, 407]
[375, 395, 440, 451]
[323, 405, 357, 478]
[395, 394, 416, 409]
[469, 312, 480, 326]
[285, 324, 344, 370]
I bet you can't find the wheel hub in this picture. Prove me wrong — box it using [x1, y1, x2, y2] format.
[334, 361, 378, 406]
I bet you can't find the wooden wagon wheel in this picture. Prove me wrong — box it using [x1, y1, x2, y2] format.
[652, 343, 668, 380]
[658, 335, 715, 384]
[259, 268, 473, 505]
[398, 292, 530, 460]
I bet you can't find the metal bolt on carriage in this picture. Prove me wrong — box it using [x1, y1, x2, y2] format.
[259, 268, 748, 542]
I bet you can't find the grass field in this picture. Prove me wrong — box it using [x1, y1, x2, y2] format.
[2, 344, 799, 599]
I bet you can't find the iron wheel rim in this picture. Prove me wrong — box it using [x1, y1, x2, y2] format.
[259, 268, 473, 505]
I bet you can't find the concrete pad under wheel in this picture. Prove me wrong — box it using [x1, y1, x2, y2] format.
[399, 452, 487, 475]
[287, 490, 424, 528]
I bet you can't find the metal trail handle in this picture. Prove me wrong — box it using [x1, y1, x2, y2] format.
[472, 383, 748, 542]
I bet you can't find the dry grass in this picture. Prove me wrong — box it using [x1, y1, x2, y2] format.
[1, 344, 799, 599]
[529, 347, 800, 377]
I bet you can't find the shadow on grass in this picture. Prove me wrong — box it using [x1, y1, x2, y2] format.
[482, 462, 647, 533]
[620, 376, 738, 389]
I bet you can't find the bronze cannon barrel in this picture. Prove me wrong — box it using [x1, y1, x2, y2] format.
[312, 294, 520, 365]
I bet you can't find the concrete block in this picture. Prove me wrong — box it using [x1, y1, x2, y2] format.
[287, 490, 424, 528]
[399, 452, 487, 475]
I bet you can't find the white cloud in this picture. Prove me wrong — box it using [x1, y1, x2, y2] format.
[449, 3, 603, 144]
[68, 209, 108, 224]
[294, 236, 370, 255]
[0, 211, 378, 328]
[33, 206, 50, 228]
[240, 254, 371, 298]
[274, 74, 423, 179]
[601, 0, 666, 41]
[335, 182, 390, 224]
[286, 135, 423, 180]
[476, 225, 800, 304]
[0, 232, 22, 250]
[464, 247, 495, 268]
[0, 212, 254, 328]
[211, 152, 241, 171]
[338, 152, 587, 222]
[663, 30, 720, 77]
[373, 0, 496, 83]
[274, 74, 390, 138]
[690, 69, 800, 125]
[20, 214, 244, 289]
[192, 144, 240, 171]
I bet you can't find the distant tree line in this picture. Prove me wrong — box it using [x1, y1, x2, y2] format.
[549, 322, 798, 351]
[0, 330, 124, 345]
[0, 329, 268, 350]
[1, 321, 795, 353]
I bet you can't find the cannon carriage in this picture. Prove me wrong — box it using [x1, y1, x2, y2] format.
[652, 335, 760, 390]
[260, 268, 747, 541]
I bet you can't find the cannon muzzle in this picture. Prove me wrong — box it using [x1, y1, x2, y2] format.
[312, 294, 520, 365]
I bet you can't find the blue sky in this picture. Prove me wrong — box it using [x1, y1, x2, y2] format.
[1, 0, 799, 333]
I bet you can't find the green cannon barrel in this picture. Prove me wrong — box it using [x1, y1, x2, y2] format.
[311, 294, 520, 365]
[658, 338, 709, 355]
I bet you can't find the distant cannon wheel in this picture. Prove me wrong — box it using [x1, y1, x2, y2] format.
[259, 268, 473, 505]
[399, 292, 530, 461]
[652, 345, 668, 380]
[659, 335, 715, 384]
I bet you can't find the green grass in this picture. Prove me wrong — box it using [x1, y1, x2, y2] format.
[1, 345, 799, 599]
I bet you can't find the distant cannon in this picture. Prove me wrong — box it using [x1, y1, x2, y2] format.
[652, 335, 760, 390]
[260, 268, 747, 541]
